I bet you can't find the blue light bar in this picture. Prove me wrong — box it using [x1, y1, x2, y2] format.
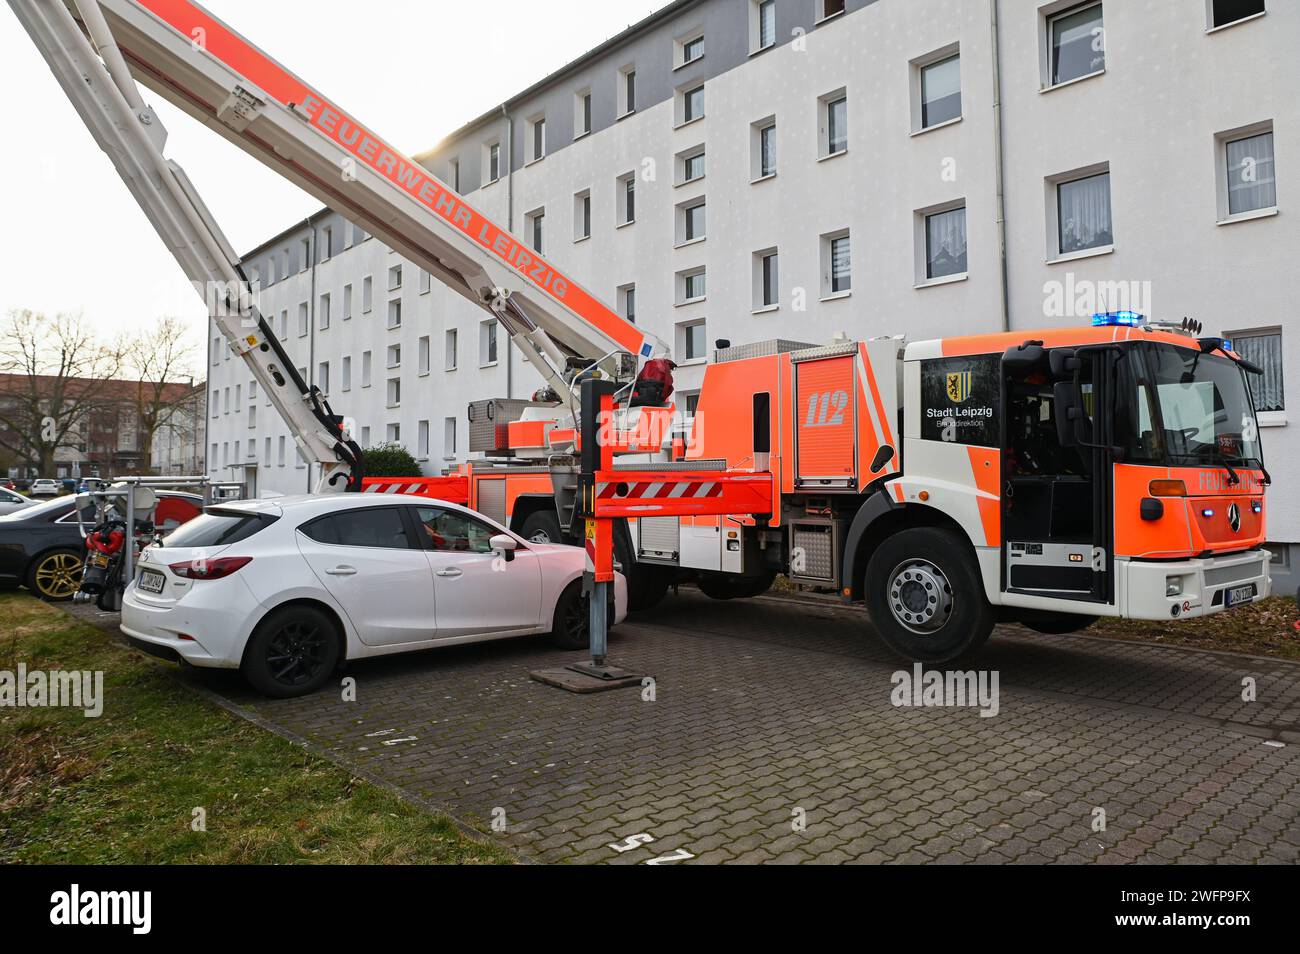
[1091, 311, 1147, 327]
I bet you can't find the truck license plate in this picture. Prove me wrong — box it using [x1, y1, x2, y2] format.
[137, 569, 165, 595]
[1225, 583, 1256, 607]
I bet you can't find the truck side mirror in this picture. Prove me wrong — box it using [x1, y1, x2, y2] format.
[1053, 381, 1080, 448]
[1049, 348, 1080, 379]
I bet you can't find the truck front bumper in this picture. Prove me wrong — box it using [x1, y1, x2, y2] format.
[1118, 548, 1272, 621]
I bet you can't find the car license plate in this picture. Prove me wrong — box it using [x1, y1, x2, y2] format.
[137, 569, 165, 595]
[1225, 583, 1256, 607]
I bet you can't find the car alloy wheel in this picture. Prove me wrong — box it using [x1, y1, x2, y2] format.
[33, 551, 83, 600]
[264, 619, 329, 688]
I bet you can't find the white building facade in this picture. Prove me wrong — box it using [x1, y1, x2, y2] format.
[206, 0, 1298, 586]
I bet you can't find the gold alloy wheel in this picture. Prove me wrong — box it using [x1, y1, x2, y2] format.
[32, 551, 83, 600]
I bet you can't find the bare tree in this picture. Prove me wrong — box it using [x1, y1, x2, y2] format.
[0, 310, 121, 476]
[123, 316, 198, 467]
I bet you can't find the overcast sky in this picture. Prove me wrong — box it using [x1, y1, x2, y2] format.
[0, 0, 657, 367]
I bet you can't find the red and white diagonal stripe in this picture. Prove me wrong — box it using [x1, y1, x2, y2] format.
[596, 480, 723, 500]
[363, 481, 433, 494]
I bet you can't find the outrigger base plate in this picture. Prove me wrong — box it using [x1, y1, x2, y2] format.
[529, 663, 647, 694]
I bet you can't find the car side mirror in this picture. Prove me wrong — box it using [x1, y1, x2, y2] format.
[1053, 381, 1080, 448]
[490, 533, 518, 562]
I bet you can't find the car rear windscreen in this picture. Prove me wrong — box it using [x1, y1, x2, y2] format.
[161, 510, 278, 548]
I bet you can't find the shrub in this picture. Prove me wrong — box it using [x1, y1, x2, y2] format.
[361, 442, 422, 478]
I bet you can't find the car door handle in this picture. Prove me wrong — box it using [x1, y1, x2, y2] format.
[325, 565, 357, 576]
[435, 567, 462, 578]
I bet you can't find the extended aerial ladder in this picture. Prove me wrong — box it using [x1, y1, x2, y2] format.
[13, 0, 772, 674]
[10, 0, 682, 490]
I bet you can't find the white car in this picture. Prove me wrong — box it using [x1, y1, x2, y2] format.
[29, 479, 61, 497]
[0, 487, 35, 516]
[120, 493, 627, 697]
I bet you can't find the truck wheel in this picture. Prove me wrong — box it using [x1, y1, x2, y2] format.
[864, 527, 993, 663]
[519, 510, 563, 544]
[698, 572, 776, 600]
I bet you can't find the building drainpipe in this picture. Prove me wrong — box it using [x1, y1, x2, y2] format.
[306, 211, 319, 493]
[990, 0, 1010, 334]
[503, 104, 514, 399]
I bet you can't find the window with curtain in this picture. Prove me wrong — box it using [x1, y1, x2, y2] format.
[1230, 331, 1284, 412]
[1057, 172, 1112, 254]
[758, 0, 776, 49]
[760, 123, 776, 176]
[831, 235, 851, 292]
[827, 96, 847, 154]
[1226, 131, 1276, 215]
[1051, 3, 1105, 85]
[926, 207, 968, 279]
[921, 55, 961, 128]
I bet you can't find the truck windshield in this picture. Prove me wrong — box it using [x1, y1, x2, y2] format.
[1118, 342, 1263, 468]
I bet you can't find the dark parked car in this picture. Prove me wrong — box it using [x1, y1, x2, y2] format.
[0, 492, 203, 600]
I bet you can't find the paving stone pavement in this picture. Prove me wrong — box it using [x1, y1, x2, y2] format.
[67, 590, 1300, 864]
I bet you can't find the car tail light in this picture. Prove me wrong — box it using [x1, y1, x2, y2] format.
[1148, 479, 1187, 497]
[168, 556, 252, 580]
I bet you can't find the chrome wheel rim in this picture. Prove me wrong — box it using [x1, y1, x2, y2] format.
[887, 558, 953, 635]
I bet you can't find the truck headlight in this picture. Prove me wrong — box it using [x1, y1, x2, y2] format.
[1165, 575, 1183, 597]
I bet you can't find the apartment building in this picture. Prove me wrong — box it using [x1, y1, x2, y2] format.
[207, 0, 1297, 585]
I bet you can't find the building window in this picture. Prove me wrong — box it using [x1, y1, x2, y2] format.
[418, 335, 430, 375]
[343, 283, 353, 319]
[480, 320, 498, 366]
[620, 67, 637, 116]
[679, 199, 706, 244]
[923, 205, 968, 280]
[919, 53, 961, 129]
[386, 377, 401, 407]
[419, 269, 431, 294]
[751, 118, 776, 179]
[297, 302, 308, 337]
[682, 84, 705, 124]
[1224, 128, 1276, 216]
[1054, 169, 1112, 255]
[527, 208, 545, 253]
[359, 427, 370, 449]
[1227, 330, 1284, 412]
[388, 264, 402, 291]
[618, 173, 636, 225]
[249, 404, 257, 428]
[821, 229, 852, 296]
[822, 92, 848, 157]
[682, 321, 708, 361]
[753, 0, 776, 52]
[362, 275, 373, 313]
[754, 249, 779, 309]
[321, 226, 333, 261]
[341, 355, 352, 391]
[575, 89, 592, 137]
[1211, 0, 1265, 29]
[387, 343, 401, 369]
[818, 0, 846, 20]
[445, 328, 458, 371]
[529, 115, 546, 162]
[677, 267, 706, 305]
[318, 292, 330, 330]
[1049, 3, 1105, 86]
[619, 283, 636, 323]
[444, 417, 457, 458]
[318, 361, 330, 395]
[678, 145, 706, 184]
[386, 423, 400, 444]
[682, 34, 704, 65]
[418, 419, 430, 458]
[211, 338, 220, 366]
[278, 310, 288, 340]
[574, 190, 591, 241]
[210, 389, 218, 418]
[487, 141, 501, 182]
[448, 158, 460, 193]
[361, 350, 372, 388]
[277, 436, 286, 466]
[387, 299, 402, 329]
[299, 237, 310, 271]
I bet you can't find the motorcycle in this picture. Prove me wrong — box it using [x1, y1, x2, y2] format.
[75, 484, 162, 612]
